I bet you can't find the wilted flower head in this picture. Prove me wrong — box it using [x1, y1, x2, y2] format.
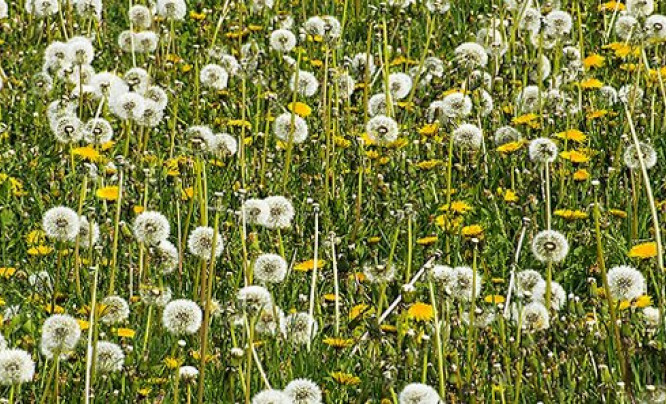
[261, 196, 295, 229]
[43, 206, 80, 242]
[187, 226, 223, 260]
[532, 230, 569, 263]
[163, 299, 202, 335]
[254, 253, 288, 284]
[0, 349, 35, 386]
[95, 341, 124, 373]
[284, 378, 322, 404]
[41, 314, 81, 357]
[365, 115, 399, 145]
[624, 142, 657, 170]
[528, 138, 558, 164]
[274, 113, 308, 144]
[607, 265, 646, 301]
[399, 383, 441, 404]
[290, 70, 319, 97]
[237, 285, 273, 313]
[451, 266, 482, 301]
[99, 295, 130, 324]
[133, 211, 170, 245]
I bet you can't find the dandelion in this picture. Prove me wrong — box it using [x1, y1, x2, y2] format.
[426, 0, 451, 14]
[140, 286, 172, 307]
[254, 253, 288, 284]
[200, 64, 229, 90]
[28, 0, 59, 18]
[77, 215, 99, 249]
[363, 263, 396, 283]
[516, 85, 542, 113]
[429, 264, 455, 291]
[244, 198, 270, 225]
[135, 31, 159, 53]
[83, 118, 114, 144]
[95, 341, 124, 373]
[607, 265, 646, 301]
[111, 91, 146, 121]
[515, 269, 543, 297]
[67, 36, 95, 65]
[274, 113, 309, 144]
[252, 389, 292, 404]
[261, 196, 295, 229]
[494, 126, 522, 146]
[284, 378, 322, 404]
[399, 383, 441, 404]
[270, 29, 297, 52]
[350, 52, 376, 77]
[290, 70, 319, 97]
[53, 115, 83, 144]
[100, 296, 130, 324]
[454, 42, 488, 69]
[133, 211, 170, 245]
[367, 93, 390, 117]
[544, 10, 573, 37]
[451, 266, 482, 301]
[179, 365, 199, 382]
[187, 226, 223, 260]
[124, 67, 151, 92]
[237, 285, 273, 313]
[365, 115, 399, 145]
[129, 4, 153, 29]
[43, 206, 80, 242]
[388, 72, 413, 100]
[532, 230, 569, 263]
[626, 0, 654, 17]
[255, 307, 286, 336]
[162, 299, 202, 335]
[284, 312, 318, 345]
[156, 0, 186, 20]
[90, 72, 128, 100]
[532, 280, 567, 310]
[144, 86, 168, 110]
[152, 240, 179, 274]
[0, 349, 35, 386]
[520, 8, 541, 33]
[29, 271, 52, 294]
[624, 142, 657, 170]
[439, 92, 473, 119]
[615, 15, 639, 40]
[528, 138, 558, 164]
[520, 302, 550, 332]
[41, 314, 82, 357]
[453, 123, 483, 151]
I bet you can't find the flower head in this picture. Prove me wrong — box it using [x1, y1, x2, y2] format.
[254, 253, 288, 284]
[41, 314, 82, 357]
[607, 265, 646, 301]
[399, 383, 441, 404]
[133, 211, 170, 245]
[0, 349, 35, 386]
[95, 341, 124, 373]
[43, 206, 80, 242]
[284, 378, 322, 404]
[163, 299, 202, 335]
[532, 230, 569, 263]
[187, 226, 223, 260]
[261, 196, 295, 229]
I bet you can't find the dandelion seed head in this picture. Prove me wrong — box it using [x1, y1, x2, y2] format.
[83, 118, 114, 144]
[521, 302, 550, 332]
[453, 123, 483, 151]
[398, 383, 441, 404]
[261, 196, 295, 229]
[254, 253, 288, 284]
[270, 29, 297, 52]
[365, 115, 399, 145]
[99, 296, 130, 325]
[284, 378, 322, 404]
[252, 389, 292, 404]
[607, 265, 646, 301]
[532, 230, 569, 263]
[133, 211, 170, 245]
[274, 112, 309, 144]
[78, 215, 99, 249]
[451, 266, 482, 301]
[200, 64, 229, 90]
[0, 349, 35, 386]
[53, 115, 83, 144]
[290, 70, 319, 97]
[43, 206, 80, 242]
[515, 269, 543, 297]
[187, 226, 223, 260]
[129, 4, 152, 29]
[626, 0, 654, 17]
[388, 72, 413, 100]
[95, 341, 124, 373]
[237, 285, 273, 314]
[41, 314, 81, 357]
[624, 142, 657, 170]
[528, 138, 558, 164]
[153, 240, 179, 275]
[532, 280, 567, 310]
[156, 0, 186, 20]
[163, 299, 202, 335]
[454, 42, 488, 69]
[363, 263, 396, 283]
[244, 198, 270, 226]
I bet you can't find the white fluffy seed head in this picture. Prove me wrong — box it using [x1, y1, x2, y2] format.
[388, 72, 413, 100]
[529, 138, 558, 164]
[252, 389, 292, 404]
[156, 0, 186, 20]
[99, 295, 130, 325]
[200, 64, 229, 90]
[290, 70, 319, 97]
[284, 312, 318, 345]
[399, 383, 441, 404]
[0, 349, 35, 386]
[244, 199, 270, 226]
[532, 280, 567, 311]
[453, 123, 483, 151]
[284, 378, 322, 404]
[261, 196, 295, 229]
[270, 29, 297, 52]
[237, 285, 273, 314]
[153, 240, 179, 274]
[520, 302, 550, 332]
[43, 206, 80, 242]
[624, 142, 657, 170]
[254, 253, 288, 284]
[451, 266, 482, 301]
[78, 215, 99, 249]
[365, 115, 399, 145]
[607, 265, 646, 301]
[515, 269, 543, 297]
[133, 211, 170, 245]
[363, 263, 396, 283]
[41, 314, 81, 357]
[454, 42, 488, 69]
[95, 341, 124, 373]
[187, 226, 223, 260]
[274, 113, 309, 144]
[163, 299, 202, 335]
[531, 230, 569, 263]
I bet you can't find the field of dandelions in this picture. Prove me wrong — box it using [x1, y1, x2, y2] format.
[2, 0, 666, 403]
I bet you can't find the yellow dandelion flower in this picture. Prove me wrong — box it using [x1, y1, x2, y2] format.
[560, 150, 590, 163]
[381, 324, 398, 333]
[294, 259, 326, 272]
[555, 129, 587, 143]
[554, 209, 588, 220]
[288, 102, 312, 117]
[634, 295, 652, 308]
[26, 230, 45, 246]
[583, 54, 605, 69]
[462, 224, 484, 238]
[28, 245, 53, 256]
[439, 201, 473, 214]
[323, 294, 337, 302]
[484, 295, 505, 305]
[334, 136, 351, 148]
[573, 169, 590, 181]
[189, 11, 205, 20]
[501, 189, 519, 203]
[96, 185, 119, 201]
[331, 372, 361, 386]
[407, 302, 434, 322]
[349, 304, 372, 320]
[512, 113, 539, 125]
[497, 140, 526, 154]
[164, 357, 181, 369]
[419, 123, 439, 136]
[367, 236, 381, 244]
[609, 209, 627, 219]
[416, 236, 438, 246]
[415, 160, 442, 170]
[598, 1, 625, 11]
[586, 109, 608, 120]
[323, 337, 354, 349]
[117, 328, 136, 338]
[618, 300, 631, 310]
[0, 267, 16, 279]
[628, 242, 657, 259]
[580, 78, 603, 90]
[72, 146, 101, 162]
